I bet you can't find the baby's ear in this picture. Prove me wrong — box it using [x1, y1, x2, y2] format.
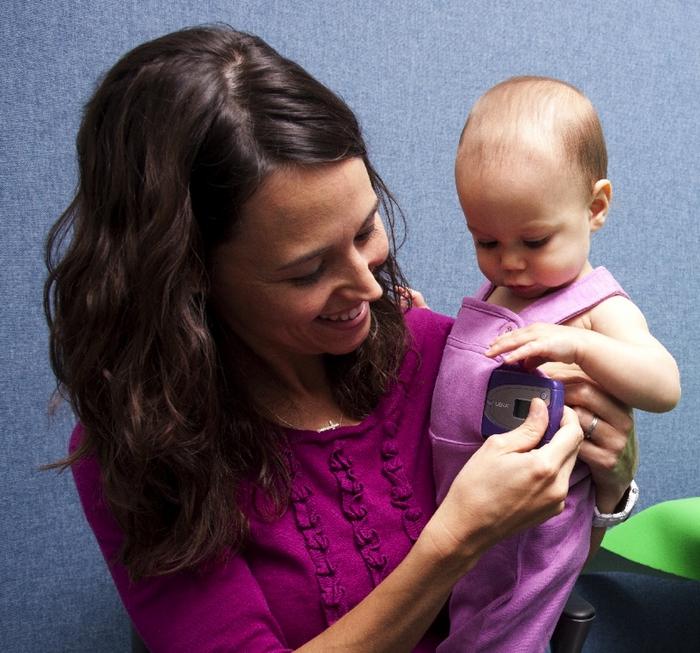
[589, 179, 612, 232]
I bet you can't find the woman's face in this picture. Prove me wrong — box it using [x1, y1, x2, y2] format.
[209, 158, 389, 370]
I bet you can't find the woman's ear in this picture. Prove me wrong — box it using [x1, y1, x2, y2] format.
[589, 179, 612, 232]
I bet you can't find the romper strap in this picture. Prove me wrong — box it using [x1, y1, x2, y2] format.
[518, 267, 630, 325]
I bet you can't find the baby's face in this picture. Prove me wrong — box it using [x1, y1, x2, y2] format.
[456, 148, 596, 300]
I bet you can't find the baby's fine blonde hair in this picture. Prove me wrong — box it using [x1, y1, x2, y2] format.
[458, 76, 607, 189]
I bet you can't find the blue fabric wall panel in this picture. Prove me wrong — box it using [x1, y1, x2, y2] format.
[2, 1, 698, 651]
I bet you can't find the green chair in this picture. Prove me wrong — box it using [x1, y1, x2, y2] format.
[587, 497, 700, 581]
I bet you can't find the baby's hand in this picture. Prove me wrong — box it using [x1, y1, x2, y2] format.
[395, 286, 429, 311]
[486, 323, 587, 369]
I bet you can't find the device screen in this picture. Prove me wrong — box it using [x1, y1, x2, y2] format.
[513, 398, 531, 419]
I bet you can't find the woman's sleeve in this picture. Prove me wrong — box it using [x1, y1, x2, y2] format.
[70, 426, 292, 653]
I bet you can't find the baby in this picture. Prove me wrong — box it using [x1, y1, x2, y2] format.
[430, 76, 680, 652]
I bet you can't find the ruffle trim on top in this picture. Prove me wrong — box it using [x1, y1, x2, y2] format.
[378, 339, 428, 543]
[329, 443, 388, 587]
[289, 471, 348, 624]
[380, 419, 425, 543]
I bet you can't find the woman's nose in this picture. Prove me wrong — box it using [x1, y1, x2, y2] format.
[343, 245, 385, 301]
[353, 256, 384, 300]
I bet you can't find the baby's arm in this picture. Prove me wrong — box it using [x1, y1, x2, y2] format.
[486, 296, 680, 412]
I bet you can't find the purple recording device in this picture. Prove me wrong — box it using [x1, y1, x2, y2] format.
[482, 367, 565, 443]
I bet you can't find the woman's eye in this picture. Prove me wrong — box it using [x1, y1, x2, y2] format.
[289, 266, 325, 286]
[523, 237, 550, 249]
[476, 240, 498, 249]
[355, 225, 376, 243]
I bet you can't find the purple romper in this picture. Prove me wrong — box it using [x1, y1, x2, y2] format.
[430, 267, 629, 652]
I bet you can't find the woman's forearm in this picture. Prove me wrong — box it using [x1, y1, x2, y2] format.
[296, 520, 478, 653]
[585, 481, 633, 564]
[586, 526, 606, 564]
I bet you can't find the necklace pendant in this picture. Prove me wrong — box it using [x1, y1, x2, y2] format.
[317, 419, 341, 432]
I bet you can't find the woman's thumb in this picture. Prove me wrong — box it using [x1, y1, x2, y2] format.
[506, 398, 549, 451]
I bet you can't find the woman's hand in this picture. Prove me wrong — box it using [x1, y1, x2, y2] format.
[539, 362, 638, 513]
[424, 399, 583, 573]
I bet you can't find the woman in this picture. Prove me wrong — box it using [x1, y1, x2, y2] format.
[45, 26, 636, 652]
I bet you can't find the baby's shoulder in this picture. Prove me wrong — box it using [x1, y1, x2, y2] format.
[563, 310, 593, 330]
[573, 295, 648, 336]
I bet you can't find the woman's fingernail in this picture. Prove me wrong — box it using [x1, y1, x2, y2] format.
[529, 398, 544, 416]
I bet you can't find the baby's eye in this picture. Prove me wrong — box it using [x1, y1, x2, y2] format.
[476, 240, 498, 250]
[523, 236, 550, 249]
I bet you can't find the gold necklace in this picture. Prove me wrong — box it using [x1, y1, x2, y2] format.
[271, 410, 343, 433]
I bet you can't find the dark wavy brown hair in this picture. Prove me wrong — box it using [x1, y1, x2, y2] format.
[45, 25, 410, 579]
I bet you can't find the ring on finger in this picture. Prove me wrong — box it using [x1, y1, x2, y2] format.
[584, 415, 599, 440]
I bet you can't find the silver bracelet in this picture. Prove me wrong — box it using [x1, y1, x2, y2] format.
[592, 480, 639, 528]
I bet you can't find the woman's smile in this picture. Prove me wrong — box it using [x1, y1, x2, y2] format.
[315, 300, 370, 333]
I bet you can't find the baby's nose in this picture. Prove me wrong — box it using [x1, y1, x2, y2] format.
[501, 249, 527, 270]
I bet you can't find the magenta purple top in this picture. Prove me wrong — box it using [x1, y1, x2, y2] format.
[70, 308, 455, 652]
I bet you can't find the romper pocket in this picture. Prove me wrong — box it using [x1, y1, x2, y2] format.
[430, 337, 501, 447]
[429, 433, 481, 504]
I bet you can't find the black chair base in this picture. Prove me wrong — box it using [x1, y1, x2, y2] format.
[550, 591, 595, 653]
